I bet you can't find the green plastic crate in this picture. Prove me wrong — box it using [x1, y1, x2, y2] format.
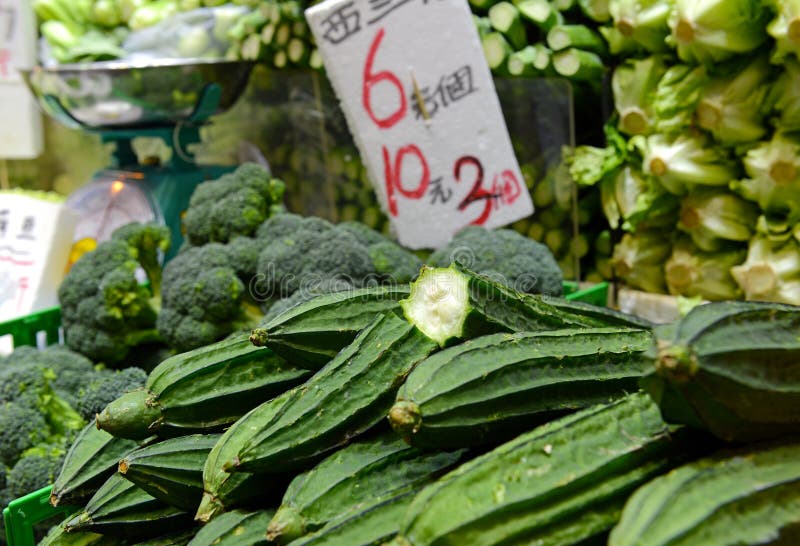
[3, 486, 76, 546]
[0, 307, 61, 351]
[0, 282, 608, 546]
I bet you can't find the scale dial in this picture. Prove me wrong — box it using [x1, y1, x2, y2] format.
[65, 172, 163, 266]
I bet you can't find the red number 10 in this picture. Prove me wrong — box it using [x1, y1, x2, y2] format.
[383, 145, 430, 217]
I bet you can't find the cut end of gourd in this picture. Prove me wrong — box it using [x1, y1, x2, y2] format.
[656, 342, 698, 383]
[620, 109, 648, 135]
[385, 537, 413, 546]
[389, 400, 423, 441]
[95, 389, 161, 441]
[195, 492, 224, 523]
[696, 101, 721, 131]
[250, 328, 269, 347]
[400, 266, 471, 346]
[266, 506, 306, 544]
[674, 19, 695, 43]
[118, 459, 130, 474]
[49, 491, 61, 507]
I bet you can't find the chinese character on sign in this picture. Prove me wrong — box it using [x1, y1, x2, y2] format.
[410, 65, 476, 121]
[0, 209, 8, 238]
[320, 1, 362, 44]
[428, 177, 452, 205]
[445, 65, 476, 102]
[18, 216, 35, 240]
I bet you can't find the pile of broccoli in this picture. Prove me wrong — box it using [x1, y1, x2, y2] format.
[428, 226, 564, 296]
[156, 163, 287, 351]
[0, 345, 146, 505]
[58, 163, 287, 359]
[57, 160, 427, 356]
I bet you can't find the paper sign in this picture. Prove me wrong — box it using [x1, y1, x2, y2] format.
[305, 0, 533, 249]
[0, 0, 42, 159]
[0, 193, 78, 322]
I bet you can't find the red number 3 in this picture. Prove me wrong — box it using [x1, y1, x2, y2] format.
[363, 28, 407, 130]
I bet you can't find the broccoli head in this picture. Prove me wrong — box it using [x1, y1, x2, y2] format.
[338, 221, 422, 283]
[0, 402, 48, 466]
[183, 163, 286, 246]
[428, 226, 563, 296]
[256, 216, 375, 298]
[368, 241, 423, 284]
[157, 243, 262, 352]
[58, 223, 168, 364]
[7, 444, 66, 499]
[75, 367, 147, 421]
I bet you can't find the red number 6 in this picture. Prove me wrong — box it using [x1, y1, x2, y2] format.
[363, 28, 407, 129]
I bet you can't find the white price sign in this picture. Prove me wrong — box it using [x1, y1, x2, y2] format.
[0, 0, 42, 159]
[0, 0, 20, 83]
[305, 0, 533, 249]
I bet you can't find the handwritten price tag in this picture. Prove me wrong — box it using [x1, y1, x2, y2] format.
[0, 0, 17, 82]
[305, 0, 533, 248]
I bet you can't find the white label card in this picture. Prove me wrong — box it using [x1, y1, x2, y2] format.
[305, 0, 533, 249]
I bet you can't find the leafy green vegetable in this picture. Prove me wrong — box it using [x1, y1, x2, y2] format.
[731, 132, 800, 222]
[665, 237, 745, 300]
[667, 0, 771, 65]
[694, 55, 774, 146]
[677, 188, 759, 252]
[612, 55, 669, 136]
[768, 57, 800, 133]
[612, 231, 672, 293]
[634, 133, 739, 195]
[767, 0, 800, 63]
[731, 235, 800, 304]
[608, 0, 671, 53]
[652, 63, 709, 134]
[601, 165, 679, 232]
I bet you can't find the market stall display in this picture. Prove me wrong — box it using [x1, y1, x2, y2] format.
[2, 0, 800, 545]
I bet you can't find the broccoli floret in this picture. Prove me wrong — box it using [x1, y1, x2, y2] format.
[7, 446, 66, 499]
[111, 222, 170, 294]
[157, 244, 262, 352]
[225, 236, 261, 282]
[183, 163, 286, 246]
[0, 402, 47, 466]
[75, 367, 147, 421]
[368, 241, 423, 284]
[256, 218, 375, 298]
[428, 226, 563, 296]
[0, 365, 50, 404]
[255, 213, 333, 242]
[39, 347, 96, 406]
[58, 223, 168, 364]
[337, 221, 387, 247]
[337, 221, 422, 283]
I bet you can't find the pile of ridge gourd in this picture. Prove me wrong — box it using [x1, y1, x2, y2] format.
[39, 264, 800, 546]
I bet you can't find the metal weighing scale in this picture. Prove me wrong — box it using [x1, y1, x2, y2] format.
[22, 58, 254, 263]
